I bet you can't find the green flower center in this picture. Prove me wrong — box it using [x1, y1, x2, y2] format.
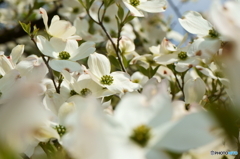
[208, 29, 218, 38]
[80, 88, 92, 97]
[132, 79, 140, 83]
[59, 51, 70, 60]
[100, 75, 114, 85]
[72, 7, 79, 13]
[130, 0, 140, 7]
[178, 51, 188, 60]
[54, 125, 66, 137]
[130, 125, 151, 147]
[0, 75, 3, 79]
[0, 92, 2, 97]
[70, 90, 78, 96]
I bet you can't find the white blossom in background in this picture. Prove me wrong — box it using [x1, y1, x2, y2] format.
[58, 0, 86, 22]
[183, 69, 206, 104]
[106, 36, 138, 60]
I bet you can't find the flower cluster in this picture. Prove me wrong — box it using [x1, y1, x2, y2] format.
[0, 0, 239, 159]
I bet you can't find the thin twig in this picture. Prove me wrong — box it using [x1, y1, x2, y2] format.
[85, 2, 127, 72]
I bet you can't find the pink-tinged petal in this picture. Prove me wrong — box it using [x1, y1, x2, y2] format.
[49, 60, 82, 72]
[39, 8, 48, 30]
[138, 0, 167, 13]
[71, 42, 95, 61]
[88, 53, 111, 78]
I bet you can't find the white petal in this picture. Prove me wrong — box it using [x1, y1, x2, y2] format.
[154, 54, 178, 65]
[48, 20, 76, 39]
[88, 53, 110, 77]
[138, 0, 167, 13]
[64, 40, 79, 55]
[184, 77, 206, 104]
[10, 45, 24, 64]
[71, 42, 96, 61]
[50, 37, 67, 53]
[179, 11, 213, 36]
[49, 60, 82, 72]
[36, 35, 56, 58]
[155, 111, 216, 152]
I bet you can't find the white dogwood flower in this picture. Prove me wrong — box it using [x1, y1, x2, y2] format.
[88, 53, 140, 94]
[36, 35, 95, 72]
[39, 8, 81, 40]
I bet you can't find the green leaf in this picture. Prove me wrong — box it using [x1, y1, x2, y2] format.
[123, 15, 135, 24]
[150, 65, 160, 77]
[137, 65, 149, 77]
[78, 0, 86, 8]
[19, 21, 31, 35]
[115, 16, 120, 29]
[32, 25, 39, 36]
[108, 55, 121, 69]
[117, 4, 124, 21]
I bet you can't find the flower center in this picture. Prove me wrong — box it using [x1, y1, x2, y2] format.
[100, 75, 114, 85]
[70, 90, 78, 96]
[54, 125, 66, 137]
[72, 7, 79, 13]
[132, 79, 140, 83]
[130, 0, 140, 7]
[59, 51, 71, 60]
[80, 88, 92, 97]
[208, 29, 218, 38]
[178, 51, 188, 60]
[130, 124, 151, 147]
[0, 75, 3, 79]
